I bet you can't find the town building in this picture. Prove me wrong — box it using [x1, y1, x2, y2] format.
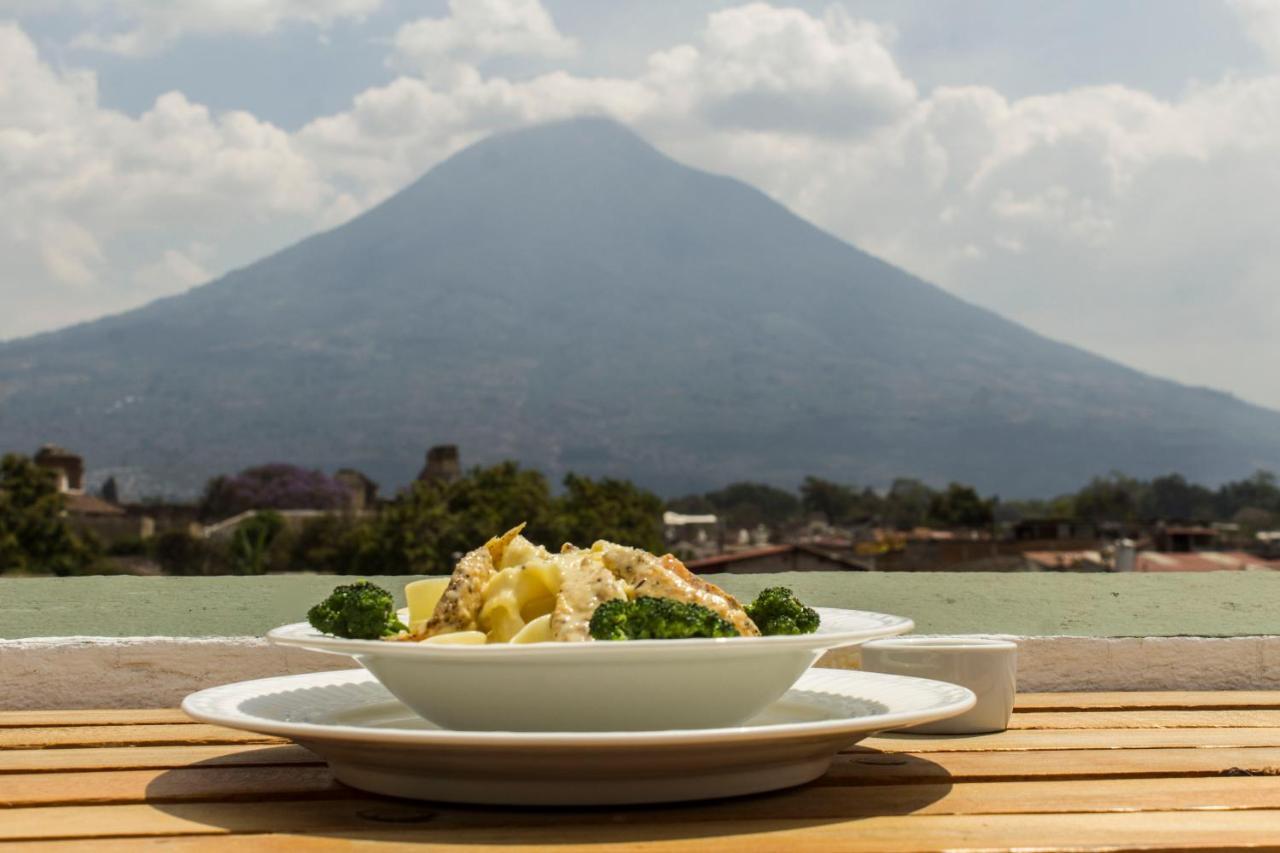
[687, 544, 872, 574]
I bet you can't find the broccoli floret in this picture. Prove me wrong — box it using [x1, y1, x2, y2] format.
[307, 580, 407, 640]
[589, 597, 739, 641]
[746, 587, 820, 636]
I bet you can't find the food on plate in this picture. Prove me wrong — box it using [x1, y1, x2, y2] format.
[404, 576, 451, 634]
[588, 596, 738, 641]
[596, 543, 760, 637]
[304, 525, 821, 643]
[307, 580, 408, 640]
[746, 587, 821, 636]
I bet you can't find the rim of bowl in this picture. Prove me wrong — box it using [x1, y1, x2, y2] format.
[267, 607, 912, 658]
[861, 635, 1017, 652]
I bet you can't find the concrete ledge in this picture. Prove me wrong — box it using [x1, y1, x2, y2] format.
[5, 572, 1279, 708]
[4, 571, 1280, 638]
[4, 635, 1280, 709]
[0, 637, 354, 710]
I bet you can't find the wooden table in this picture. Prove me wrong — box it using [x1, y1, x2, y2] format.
[6, 691, 1280, 850]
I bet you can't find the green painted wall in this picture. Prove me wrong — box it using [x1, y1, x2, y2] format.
[2, 572, 1278, 639]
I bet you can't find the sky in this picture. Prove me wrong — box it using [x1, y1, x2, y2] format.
[3, 0, 1280, 408]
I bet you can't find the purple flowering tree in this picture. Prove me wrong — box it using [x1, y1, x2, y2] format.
[198, 463, 349, 521]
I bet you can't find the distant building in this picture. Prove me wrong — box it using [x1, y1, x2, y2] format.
[34, 445, 85, 494]
[203, 509, 334, 541]
[1022, 550, 1108, 572]
[1153, 524, 1217, 553]
[335, 468, 379, 512]
[32, 445, 147, 543]
[663, 511, 719, 556]
[1014, 518, 1099, 542]
[418, 445, 461, 484]
[687, 544, 872, 574]
[1133, 551, 1280, 572]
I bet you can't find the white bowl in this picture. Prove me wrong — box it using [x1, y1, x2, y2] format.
[860, 635, 1017, 734]
[267, 607, 912, 731]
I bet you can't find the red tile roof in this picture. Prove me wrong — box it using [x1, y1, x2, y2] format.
[1134, 551, 1280, 572]
[1023, 550, 1105, 569]
[686, 545, 794, 570]
[64, 493, 125, 516]
[685, 544, 871, 572]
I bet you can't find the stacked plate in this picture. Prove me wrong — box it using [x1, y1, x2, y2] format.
[183, 608, 974, 805]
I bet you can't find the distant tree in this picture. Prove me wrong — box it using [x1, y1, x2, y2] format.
[100, 477, 119, 505]
[1140, 474, 1216, 521]
[556, 474, 664, 552]
[883, 478, 936, 530]
[671, 482, 803, 530]
[996, 493, 1076, 523]
[227, 511, 285, 575]
[280, 513, 364, 574]
[0, 453, 98, 576]
[1073, 472, 1144, 523]
[1214, 471, 1280, 519]
[440, 461, 562, 549]
[352, 462, 559, 575]
[198, 463, 349, 520]
[1233, 506, 1280, 535]
[800, 476, 861, 525]
[927, 483, 996, 528]
[150, 531, 221, 576]
[666, 493, 716, 516]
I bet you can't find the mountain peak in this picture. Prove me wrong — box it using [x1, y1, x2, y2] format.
[473, 115, 653, 154]
[411, 116, 665, 191]
[2, 119, 1278, 498]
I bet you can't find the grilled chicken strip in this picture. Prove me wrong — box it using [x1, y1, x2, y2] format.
[421, 524, 524, 639]
[550, 551, 627, 641]
[596, 543, 761, 636]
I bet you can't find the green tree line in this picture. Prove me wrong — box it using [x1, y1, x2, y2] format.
[4, 447, 1279, 576]
[668, 477, 997, 531]
[152, 462, 666, 576]
[669, 470, 1280, 533]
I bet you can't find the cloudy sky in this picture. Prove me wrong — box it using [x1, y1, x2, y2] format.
[4, 0, 1280, 408]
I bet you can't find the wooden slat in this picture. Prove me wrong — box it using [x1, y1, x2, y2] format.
[1008, 709, 1280, 730]
[0, 744, 318, 775]
[0, 743, 1272, 800]
[829, 746, 1280, 783]
[0, 710, 193, 728]
[0, 725, 283, 751]
[862, 726, 1280, 752]
[1016, 691, 1280, 712]
[11, 775, 1280, 840]
[16, 813, 1280, 853]
[3, 745, 1279, 807]
[0, 766, 349, 807]
[19, 812, 1280, 853]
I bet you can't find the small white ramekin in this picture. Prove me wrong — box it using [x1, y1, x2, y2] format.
[859, 636, 1017, 734]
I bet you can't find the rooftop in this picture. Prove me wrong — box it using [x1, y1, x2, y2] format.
[1134, 551, 1280, 572]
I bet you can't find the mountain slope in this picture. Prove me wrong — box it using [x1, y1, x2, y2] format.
[2, 117, 1277, 498]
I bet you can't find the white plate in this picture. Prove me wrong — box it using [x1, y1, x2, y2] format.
[267, 607, 913, 731]
[182, 667, 973, 805]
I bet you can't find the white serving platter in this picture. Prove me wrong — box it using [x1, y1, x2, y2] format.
[182, 666, 974, 805]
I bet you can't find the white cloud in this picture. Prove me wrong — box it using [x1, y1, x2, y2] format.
[647, 3, 916, 135]
[1229, 0, 1280, 63]
[66, 0, 380, 56]
[134, 246, 214, 291]
[0, 22, 338, 338]
[6, 1, 1280, 409]
[391, 0, 575, 74]
[38, 220, 105, 288]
